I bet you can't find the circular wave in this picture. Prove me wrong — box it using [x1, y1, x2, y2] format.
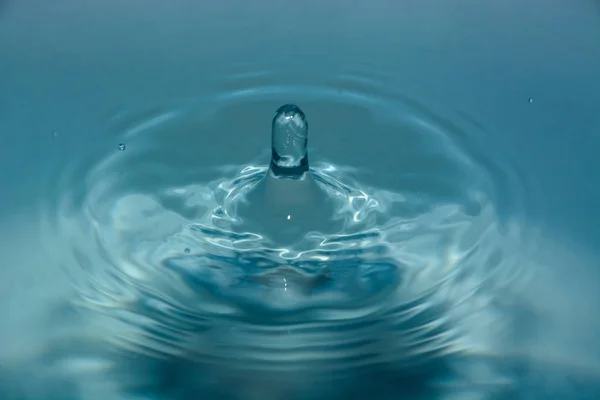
[40, 72, 538, 398]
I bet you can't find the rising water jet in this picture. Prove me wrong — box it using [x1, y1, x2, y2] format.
[233, 104, 340, 245]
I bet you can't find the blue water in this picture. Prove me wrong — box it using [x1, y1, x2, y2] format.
[1, 1, 600, 399]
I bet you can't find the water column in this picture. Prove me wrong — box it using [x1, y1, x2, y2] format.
[234, 104, 339, 246]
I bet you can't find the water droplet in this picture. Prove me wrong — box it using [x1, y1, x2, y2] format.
[528, 97, 533, 103]
[270, 104, 309, 178]
[52, 130, 59, 138]
[118, 143, 126, 151]
[184, 248, 190, 254]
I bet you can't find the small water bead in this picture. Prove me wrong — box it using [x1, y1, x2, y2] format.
[528, 97, 533, 103]
[270, 104, 309, 178]
[118, 143, 126, 151]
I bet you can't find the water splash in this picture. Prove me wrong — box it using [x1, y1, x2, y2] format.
[39, 82, 539, 399]
[232, 104, 346, 247]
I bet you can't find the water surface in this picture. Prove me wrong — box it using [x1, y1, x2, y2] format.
[1, 1, 600, 399]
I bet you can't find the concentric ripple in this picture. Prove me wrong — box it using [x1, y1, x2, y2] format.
[40, 72, 537, 398]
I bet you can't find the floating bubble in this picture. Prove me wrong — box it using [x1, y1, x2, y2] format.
[118, 143, 126, 151]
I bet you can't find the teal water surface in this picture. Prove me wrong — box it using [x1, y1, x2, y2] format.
[1, 1, 600, 399]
